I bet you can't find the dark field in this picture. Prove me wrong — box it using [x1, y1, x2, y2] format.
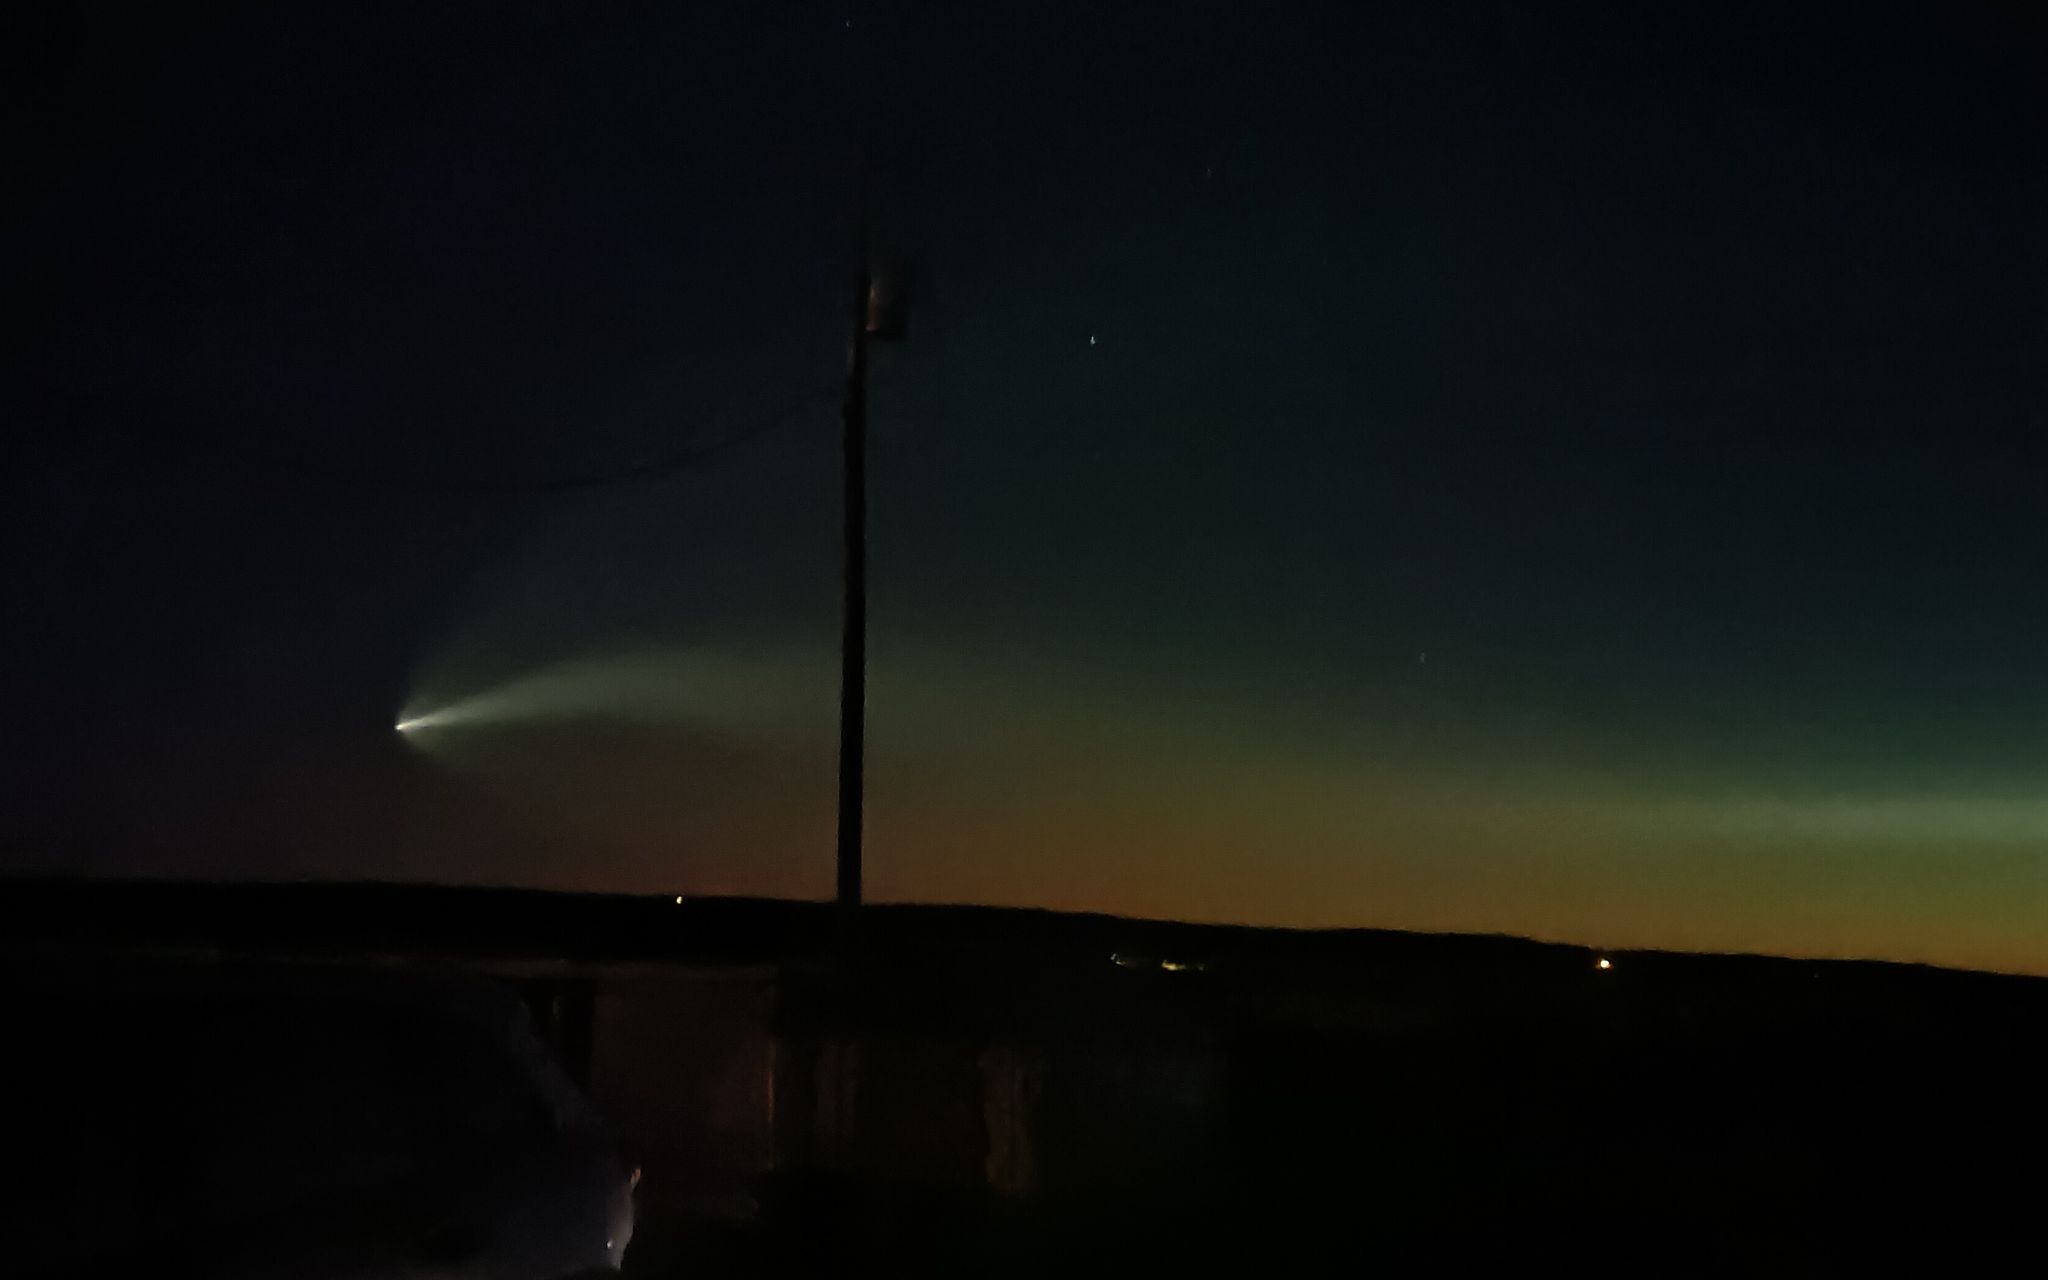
[6, 880, 2044, 1275]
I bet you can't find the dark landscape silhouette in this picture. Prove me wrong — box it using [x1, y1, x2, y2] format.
[7, 878, 2044, 1274]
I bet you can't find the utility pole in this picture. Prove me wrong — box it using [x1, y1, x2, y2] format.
[836, 219, 872, 941]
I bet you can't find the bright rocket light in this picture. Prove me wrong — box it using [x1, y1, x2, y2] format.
[391, 649, 838, 752]
[394, 711, 459, 735]
[393, 707, 468, 737]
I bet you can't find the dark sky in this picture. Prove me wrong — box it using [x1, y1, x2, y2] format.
[9, 2, 2048, 972]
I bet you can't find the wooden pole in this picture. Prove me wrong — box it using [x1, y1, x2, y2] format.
[836, 218, 871, 940]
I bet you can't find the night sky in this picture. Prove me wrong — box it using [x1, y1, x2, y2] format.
[9, 2, 2048, 973]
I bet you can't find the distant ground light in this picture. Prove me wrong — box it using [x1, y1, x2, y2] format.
[1111, 952, 1207, 973]
[1596, 956, 1613, 971]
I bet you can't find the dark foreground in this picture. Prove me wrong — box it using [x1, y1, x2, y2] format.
[6, 879, 2045, 1276]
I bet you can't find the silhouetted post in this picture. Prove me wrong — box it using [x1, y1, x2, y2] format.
[837, 229, 871, 941]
